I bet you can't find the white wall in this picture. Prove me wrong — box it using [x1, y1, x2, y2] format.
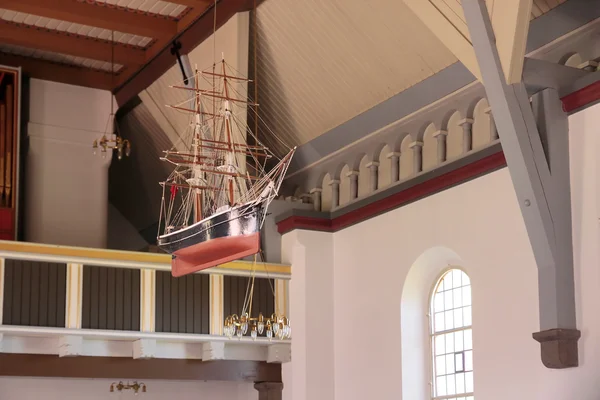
[283, 102, 600, 400]
[0, 376, 257, 400]
[25, 79, 114, 248]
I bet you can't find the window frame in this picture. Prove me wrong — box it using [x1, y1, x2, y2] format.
[427, 267, 474, 400]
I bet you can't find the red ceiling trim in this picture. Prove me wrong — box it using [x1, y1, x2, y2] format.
[277, 151, 507, 235]
[562, 79, 600, 113]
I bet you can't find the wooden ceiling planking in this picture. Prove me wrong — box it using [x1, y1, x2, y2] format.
[0, 52, 116, 90]
[0, 0, 176, 38]
[0, 20, 146, 65]
[91, 0, 189, 18]
[253, 0, 570, 153]
[254, 0, 457, 152]
[0, 43, 125, 73]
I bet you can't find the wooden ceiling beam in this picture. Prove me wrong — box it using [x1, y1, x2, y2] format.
[0, 53, 115, 90]
[113, 0, 252, 106]
[0, 354, 282, 382]
[168, 0, 211, 7]
[491, 0, 534, 84]
[0, 0, 176, 38]
[0, 21, 146, 66]
[403, 0, 482, 81]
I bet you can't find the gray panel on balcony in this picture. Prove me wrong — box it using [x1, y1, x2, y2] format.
[2, 259, 66, 327]
[223, 276, 275, 324]
[155, 271, 210, 334]
[82, 266, 141, 331]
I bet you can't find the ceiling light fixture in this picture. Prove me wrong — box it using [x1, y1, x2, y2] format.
[92, 30, 132, 160]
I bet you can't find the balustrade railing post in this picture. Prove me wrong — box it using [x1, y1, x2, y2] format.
[433, 130, 448, 164]
[310, 188, 322, 211]
[387, 152, 400, 183]
[459, 118, 474, 154]
[210, 274, 224, 335]
[65, 263, 83, 329]
[140, 269, 156, 332]
[409, 141, 423, 175]
[0, 257, 4, 325]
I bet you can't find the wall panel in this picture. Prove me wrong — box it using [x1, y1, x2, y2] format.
[2, 259, 66, 327]
[155, 271, 210, 334]
[223, 276, 275, 320]
[81, 266, 140, 331]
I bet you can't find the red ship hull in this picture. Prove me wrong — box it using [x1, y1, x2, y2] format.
[171, 231, 260, 277]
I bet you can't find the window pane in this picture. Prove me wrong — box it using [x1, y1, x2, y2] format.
[462, 286, 471, 306]
[437, 278, 445, 292]
[436, 376, 447, 396]
[446, 354, 455, 374]
[444, 290, 453, 309]
[463, 306, 472, 326]
[434, 293, 444, 312]
[447, 374, 456, 395]
[445, 332, 455, 353]
[453, 287, 463, 308]
[465, 372, 474, 393]
[455, 330, 464, 352]
[444, 272, 453, 290]
[465, 350, 473, 371]
[452, 269, 462, 288]
[464, 329, 473, 350]
[436, 355, 446, 375]
[435, 312, 445, 332]
[455, 352, 464, 372]
[455, 372, 465, 394]
[435, 334, 446, 355]
[445, 310, 455, 330]
[454, 308, 464, 328]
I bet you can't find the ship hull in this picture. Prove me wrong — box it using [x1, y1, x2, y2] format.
[158, 203, 263, 277]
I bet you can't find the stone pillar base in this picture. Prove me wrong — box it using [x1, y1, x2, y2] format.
[532, 328, 581, 369]
[254, 381, 283, 400]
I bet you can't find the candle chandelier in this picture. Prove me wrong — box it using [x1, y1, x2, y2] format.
[92, 30, 132, 161]
[223, 255, 291, 340]
[109, 381, 147, 395]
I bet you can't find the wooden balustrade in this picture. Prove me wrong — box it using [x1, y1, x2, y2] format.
[0, 241, 291, 363]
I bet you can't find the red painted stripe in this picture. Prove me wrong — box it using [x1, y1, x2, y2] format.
[277, 151, 507, 234]
[561, 79, 600, 113]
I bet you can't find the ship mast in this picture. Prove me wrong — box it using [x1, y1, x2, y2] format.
[222, 60, 235, 206]
[192, 69, 203, 222]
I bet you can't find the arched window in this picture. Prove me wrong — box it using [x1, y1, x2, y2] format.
[430, 269, 473, 400]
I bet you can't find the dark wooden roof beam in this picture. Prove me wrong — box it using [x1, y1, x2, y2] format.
[0, 21, 146, 66]
[0, 0, 176, 38]
[169, 0, 211, 7]
[0, 53, 116, 90]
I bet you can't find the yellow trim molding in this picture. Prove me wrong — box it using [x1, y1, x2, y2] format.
[0, 240, 291, 276]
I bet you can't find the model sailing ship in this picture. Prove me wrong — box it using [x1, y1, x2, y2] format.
[156, 58, 295, 277]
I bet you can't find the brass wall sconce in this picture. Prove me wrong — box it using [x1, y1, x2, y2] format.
[109, 381, 147, 395]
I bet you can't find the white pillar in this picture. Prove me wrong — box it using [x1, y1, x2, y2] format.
[25, 79, 113, 248]
[485, 107, 499, 141]
[0, 257, 4, 325]
[140, 269, 156, 332]
[433, 130, 448, 164]
[366, 161, 379, 192]
[310, 188, 322, 212]
[409, 141, 423, 175]
[459, 118, 474, 154]
[281, 230, 334, 400]
[330, 179, 340, 209]
[65, 263, 83, 329]
[210, 274, 224, 335]
[387, 152, 400, 183]
[347, 170, 359, 200]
